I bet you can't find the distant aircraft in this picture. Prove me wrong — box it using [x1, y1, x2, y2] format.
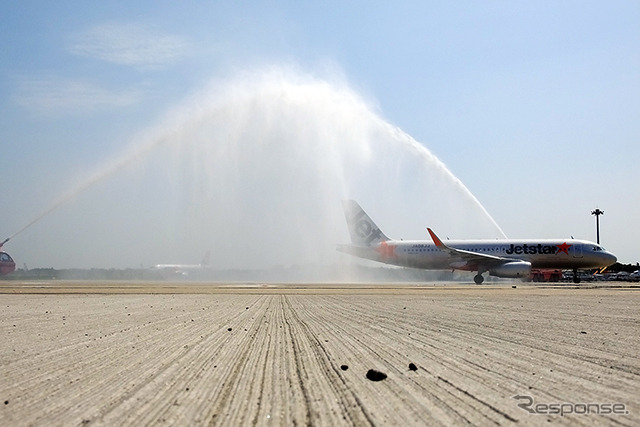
[153, 251, 211, 277]
[338, 200, 617, 284]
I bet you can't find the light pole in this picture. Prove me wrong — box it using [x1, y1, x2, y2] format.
[591, 208, 604, 244]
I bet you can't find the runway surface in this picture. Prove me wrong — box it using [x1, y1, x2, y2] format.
[1, 281, 638, 426]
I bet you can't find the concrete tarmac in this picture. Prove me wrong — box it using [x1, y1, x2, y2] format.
[0, 281, 638, 426]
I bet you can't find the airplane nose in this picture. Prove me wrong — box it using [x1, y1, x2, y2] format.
[605, 252, 617, 266]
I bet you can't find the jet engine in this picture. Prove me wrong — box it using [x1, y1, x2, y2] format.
[489, 261, 532, 279]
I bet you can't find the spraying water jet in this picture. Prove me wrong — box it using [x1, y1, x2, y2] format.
[7, 67, 506, 271]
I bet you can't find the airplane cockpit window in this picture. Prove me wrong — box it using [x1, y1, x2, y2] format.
[0, 253, 12, 262]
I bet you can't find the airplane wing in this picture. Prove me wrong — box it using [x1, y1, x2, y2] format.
[427, 228, 506, 269]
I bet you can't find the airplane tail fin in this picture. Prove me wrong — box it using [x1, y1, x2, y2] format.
[342, 200, 390, 246]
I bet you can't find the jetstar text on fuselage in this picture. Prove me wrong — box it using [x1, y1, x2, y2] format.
[505, 243, 569, 255]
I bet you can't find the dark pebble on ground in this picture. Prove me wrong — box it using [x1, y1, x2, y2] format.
[366, 369, 387, 381]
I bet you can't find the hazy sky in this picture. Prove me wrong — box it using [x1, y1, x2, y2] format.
[1, 1, 638, 268]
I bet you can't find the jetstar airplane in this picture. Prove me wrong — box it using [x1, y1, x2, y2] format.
[337, 200, 617, 284]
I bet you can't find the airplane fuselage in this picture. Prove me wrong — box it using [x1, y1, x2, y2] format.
[354, 239, 616, 271]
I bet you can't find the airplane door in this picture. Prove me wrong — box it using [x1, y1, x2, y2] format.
[573, 244, 583, 258]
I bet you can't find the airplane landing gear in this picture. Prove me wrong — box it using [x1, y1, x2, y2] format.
[572, 268, 581, 284]
[474, 274, 484, 285]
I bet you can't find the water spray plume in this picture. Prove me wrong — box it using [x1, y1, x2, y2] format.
[9, 67, 506, 268]
[3, 135, 166, 246]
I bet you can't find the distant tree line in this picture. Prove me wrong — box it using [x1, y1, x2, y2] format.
[2, 262, 637, 282]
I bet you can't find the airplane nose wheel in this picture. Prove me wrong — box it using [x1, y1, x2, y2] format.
[474, 274, 484, 285]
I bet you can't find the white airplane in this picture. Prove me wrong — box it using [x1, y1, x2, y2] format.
[153, 251, 211, 277]
[337, 200, 617, 284]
